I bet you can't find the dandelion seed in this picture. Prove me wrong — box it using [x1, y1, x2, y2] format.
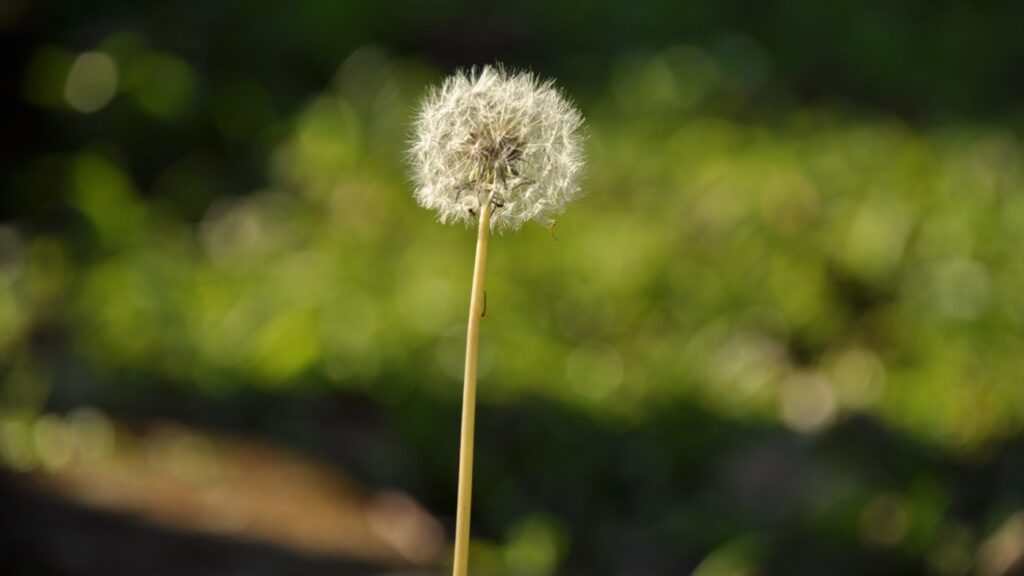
[409, 65, 585, 231]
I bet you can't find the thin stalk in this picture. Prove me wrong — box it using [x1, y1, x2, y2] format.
[452, 199, 492, 576]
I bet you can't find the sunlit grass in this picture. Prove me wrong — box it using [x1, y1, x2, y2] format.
[4, 51, 1024, 456]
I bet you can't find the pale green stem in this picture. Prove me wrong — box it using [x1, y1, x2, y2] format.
[452, 198, 492, 576]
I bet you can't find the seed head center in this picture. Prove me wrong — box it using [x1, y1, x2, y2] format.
[466, 130, 524, 185]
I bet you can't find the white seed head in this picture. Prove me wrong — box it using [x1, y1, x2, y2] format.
[409, 65, 585, 232]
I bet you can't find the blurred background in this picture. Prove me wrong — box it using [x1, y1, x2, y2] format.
[3, 1, 1024, 575]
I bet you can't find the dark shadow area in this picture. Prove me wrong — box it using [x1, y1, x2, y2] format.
[35, 382, 1024, 576]
[4, 1, 1024, 221]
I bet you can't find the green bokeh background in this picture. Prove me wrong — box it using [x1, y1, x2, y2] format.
[3, 2, 1024, 575]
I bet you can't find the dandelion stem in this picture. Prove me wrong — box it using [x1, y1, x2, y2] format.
[453, 199, 492, 576]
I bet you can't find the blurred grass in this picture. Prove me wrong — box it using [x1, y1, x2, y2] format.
[4, 47, 1024, 450]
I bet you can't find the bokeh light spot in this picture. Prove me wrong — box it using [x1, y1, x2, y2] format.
[64, 51, 118, 113]
[977, 511, 1024, 576]
[126, 52, 198, 120]
[779, 371, 837, 433]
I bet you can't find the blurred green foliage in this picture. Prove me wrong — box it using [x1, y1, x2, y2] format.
[6, 47, 1024, 450]
[4, 2, 1024, 574]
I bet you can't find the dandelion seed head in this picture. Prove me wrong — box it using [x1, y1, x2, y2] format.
[409, 65, 585, 231]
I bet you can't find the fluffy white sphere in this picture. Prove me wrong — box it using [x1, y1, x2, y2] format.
[409, 65, 585, 231]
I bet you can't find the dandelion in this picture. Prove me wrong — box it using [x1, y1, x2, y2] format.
[409, 65, 585, 576]
[410, 65, 585, 232]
